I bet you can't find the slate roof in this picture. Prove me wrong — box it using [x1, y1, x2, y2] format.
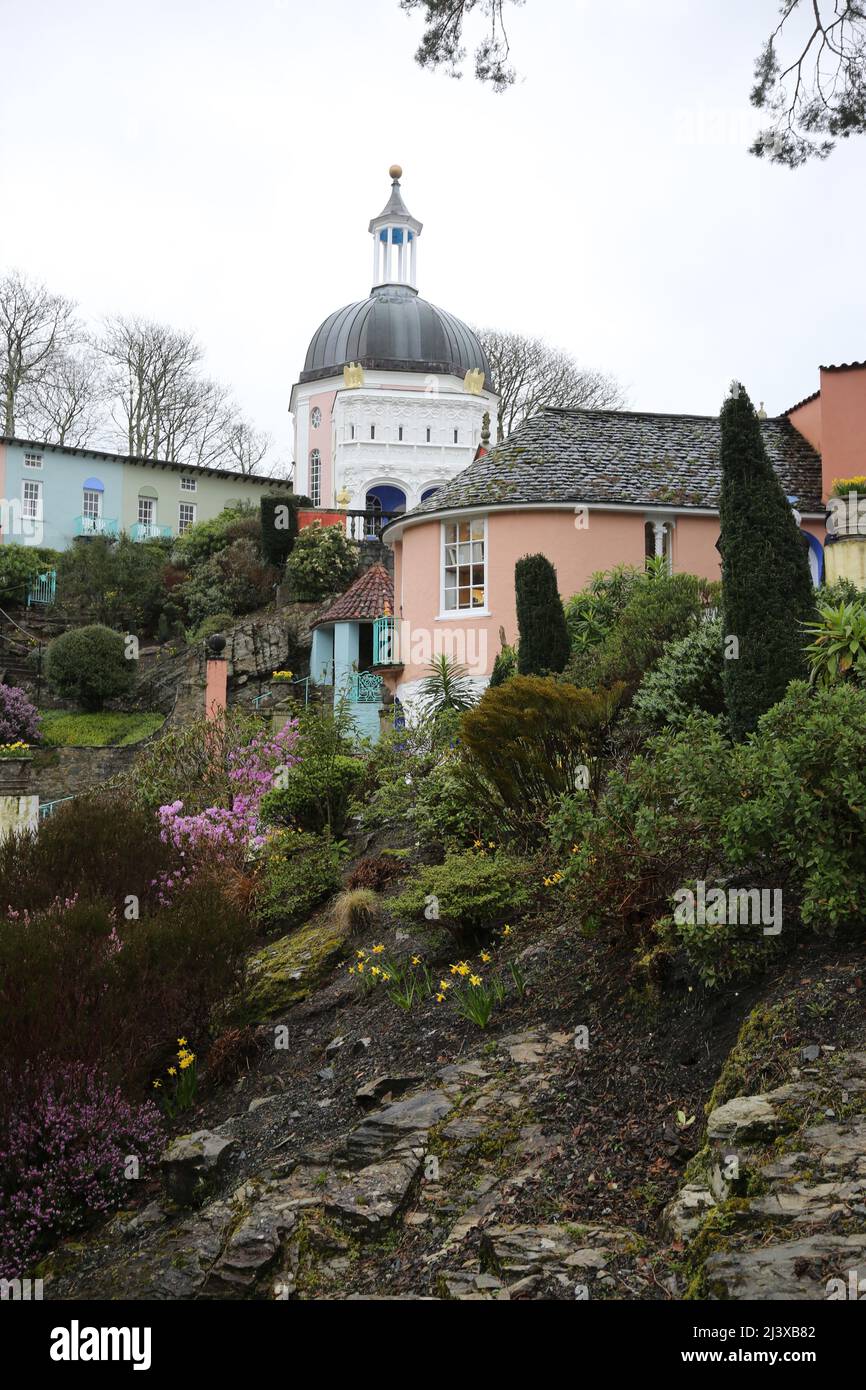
[313, 564, 393, 626]
[387, 407, 823, 527]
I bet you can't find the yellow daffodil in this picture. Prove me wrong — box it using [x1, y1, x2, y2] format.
[480, 950, 492, 963]
[372, 944, 385, 954]
[168, 1066, 177, 1076]
[469, 974, 482, 986]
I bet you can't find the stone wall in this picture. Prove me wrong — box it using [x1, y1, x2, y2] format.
[30, 742, 154, 804]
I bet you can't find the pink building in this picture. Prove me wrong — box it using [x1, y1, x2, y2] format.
[381, 364, 866, 713]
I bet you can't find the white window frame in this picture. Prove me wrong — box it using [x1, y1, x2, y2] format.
[138, 496, 156, 528]
[23, 451, 43, 469]
[180, 476, 197, 492]
[82, 488, 102, 521]
[311, 406, 322, 429]
[178, 501, 197, 534]
[439, 515, 488, 618]
[309, 449, 321, 506]
[22, 478, 43, 520]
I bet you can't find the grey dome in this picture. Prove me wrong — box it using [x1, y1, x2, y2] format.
[300, 284, 492, 388]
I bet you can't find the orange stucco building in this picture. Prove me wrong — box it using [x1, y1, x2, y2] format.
[381, 364, 866, 712]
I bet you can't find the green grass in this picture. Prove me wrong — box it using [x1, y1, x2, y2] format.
[38, 711, 165, 748]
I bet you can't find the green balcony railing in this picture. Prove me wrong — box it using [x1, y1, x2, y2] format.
[74, 515, 119, 538]
[130, 521, 172, 541]
[373, 614, 400, 666]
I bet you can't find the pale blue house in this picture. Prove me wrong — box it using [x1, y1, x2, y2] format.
[310, 564, 395, 740]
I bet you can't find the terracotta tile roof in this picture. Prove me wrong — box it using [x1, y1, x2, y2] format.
[820, 360, 866, 372]
[389, 406, 824, 524]
[313, 563, 393, 626]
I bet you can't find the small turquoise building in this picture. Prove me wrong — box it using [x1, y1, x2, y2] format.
[310, 564, 395, 740]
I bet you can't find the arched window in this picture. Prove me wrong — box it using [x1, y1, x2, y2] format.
[309, 449, 321, 506]
[421, 487, 440, 503]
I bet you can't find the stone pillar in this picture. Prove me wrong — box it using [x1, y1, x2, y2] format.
[0, 756, 39, 842]
[204, 633, 228, 722]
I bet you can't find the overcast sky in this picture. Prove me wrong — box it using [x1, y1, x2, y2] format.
[2, 0, 864, 465]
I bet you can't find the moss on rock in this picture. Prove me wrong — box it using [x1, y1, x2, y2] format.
[230, 915, 349, 1025]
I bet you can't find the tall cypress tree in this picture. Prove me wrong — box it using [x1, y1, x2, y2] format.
[515, 553, 571, 676]
[719, 383, 815, 739]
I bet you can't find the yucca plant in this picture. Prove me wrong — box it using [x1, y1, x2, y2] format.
[417, 654, 478, 715]
[804, 600, 866, 687]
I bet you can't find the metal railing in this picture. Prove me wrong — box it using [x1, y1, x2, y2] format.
[344, 509, 402, 542]
[252, 675, 311, 709]
[130, 521, 172, 541]
[347, 671, 384, 704]
[39, 795, 75, 820]
[74, 515, 119, 538]
[26, 570, 57, 606]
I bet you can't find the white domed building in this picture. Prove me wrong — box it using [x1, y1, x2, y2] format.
[289, 167, 497, 529]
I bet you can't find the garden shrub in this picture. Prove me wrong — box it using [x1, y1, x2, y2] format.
[390, 850, 531, 943]
[488, 636, 518, 687]
[177, 538, 279, 628]
[171, 502, 260, 568]
[561, 714, 734, 943]
[193, 611, 235, 642]
[0, 683, 41, 744]
[254, 829, 341, 932]
[515, 553, 570, 675]
[261, 494, 305, 567]
[567, 572, 712, 695]
[0, 1064, 162, 1278]
[722, 681, 866, 931]
[44, 624, 135, 711]
[0, 794, 170, 913]
[630, 619, 725, 730]
[564, 564, 646, 654]
[356, 711, 491, 844]
[459, 676, 625, 841]
[284, 521, 359, 600]
[122, 708, 272, 815]
[57, 535, 170, 633]
[0, 875, 252, 1085]
[0, 544, 60, 605]
[260, 754, 365, 835]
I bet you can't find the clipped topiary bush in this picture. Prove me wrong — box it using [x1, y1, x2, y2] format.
[719, 383, 815, 738]
[44, 624, 135, 711]
[515, 553, 570, 675]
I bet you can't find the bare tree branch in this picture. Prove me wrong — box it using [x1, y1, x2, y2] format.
[0, 270, 79, 435]
[475, 327, 626, 440]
